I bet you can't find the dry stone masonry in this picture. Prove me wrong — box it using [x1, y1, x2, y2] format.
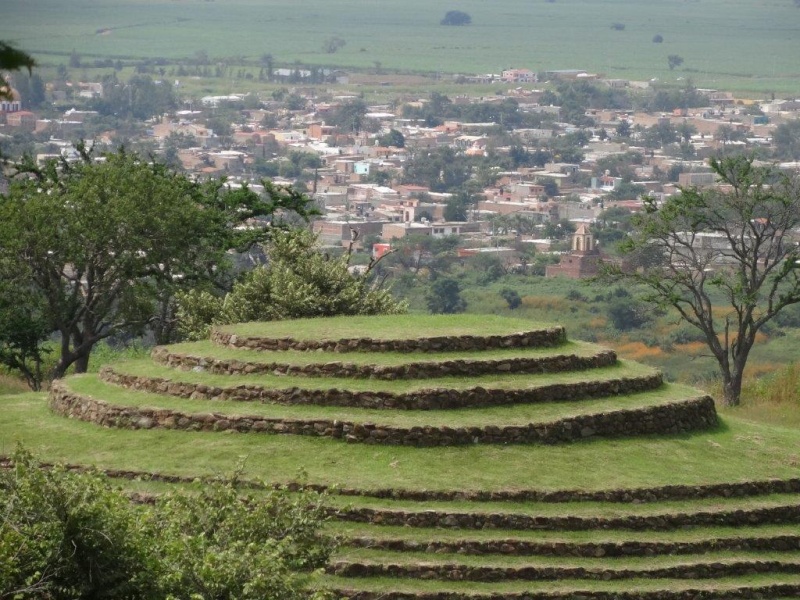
[44, 315, 800, 600]
[49, 319, 719, 446]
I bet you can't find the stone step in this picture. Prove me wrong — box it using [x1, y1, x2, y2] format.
[327, 553, 800, 582]
[320, 573, 800, 600]
[152, 340, 616, 380]
[100, 360, 663, 410]
[333, 502, 800, 531]
[334, 528, 800, 558]
[49, 377, 716, 446]
[212, 315, 566, 353]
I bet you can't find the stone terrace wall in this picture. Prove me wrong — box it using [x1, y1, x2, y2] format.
[211, 327, 567, 353]
[151, 347, 618, 380]
[335, 502, 800, 531]
[342, 534, 800, 558]
[330, 584, 800, 600]
[4, 457, 796, 504]
[328, 559, 800, 582]
[49, 382, 717, 446]
[99, 366, 662, 411]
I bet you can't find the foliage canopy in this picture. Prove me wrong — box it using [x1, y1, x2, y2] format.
[602, 156, 800, 406]
[0, 41, 34, 101]
[0, 148, 318, 385]
[440, 10, 472, 26]
[0, 446, 333, 600]
[177, 229, 406, 341]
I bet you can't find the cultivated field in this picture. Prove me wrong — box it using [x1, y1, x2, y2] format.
[4, 0, 800, 94]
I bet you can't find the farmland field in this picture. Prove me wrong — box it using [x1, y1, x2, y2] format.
[3, 0, 800, 94]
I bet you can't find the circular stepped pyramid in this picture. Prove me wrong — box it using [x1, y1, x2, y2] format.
[46, 314, 800, 599]
[49, 315, 716, 446]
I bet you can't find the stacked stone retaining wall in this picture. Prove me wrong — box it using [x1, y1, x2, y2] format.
[3, 457, 797, 503]
[334, 502, 800, 530]
[329, 584, 800, 600]
[48, 382, 717, 446]
[342, 534, 800, 557]
[99, 366, 663, 411]
[328, 559, 800, 582]
[151, 347, 618, 380]
[211, 327, 567, 353]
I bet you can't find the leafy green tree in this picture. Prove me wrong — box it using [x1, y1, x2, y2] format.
[715, 124, 748, 145]
[607, 297, 653, 331]
[648, 82, 706, 112]
[772, 120, 800, 161]
[607, 181, 646, 201]
[667, 54, 684, 70]
[92, 74, 176, 120]
[0, 275, 51, 390]
[500, 288, 522, 309]
[426, 278, 467, 314]
[0, 41, 34, 101]
[327, 99, 368, 134]
[365, 169, 392, 186]
[440, 10, 471, 25]
[403, 147, 471, 192]
[68, 49, 81, 68]
[469, 253, 506, 285]
[0, 148, 318, 383]
[9, 72, 45, 109]
[643, 120, 678, 149]
[378, 129, 405, 148]
[382, 234, 460, 277]
[676, 121, 697, 143]
[177, 229, 405, 340]
[601, 156, 800, 406]
[443, 197, 468, 221]
[322, 36, 346, 54]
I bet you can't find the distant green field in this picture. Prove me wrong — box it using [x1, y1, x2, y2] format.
[3, 0, 800, 94]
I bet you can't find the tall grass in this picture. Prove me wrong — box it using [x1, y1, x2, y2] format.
[0, 372, 29, 395]
[743, 363, 800, 408]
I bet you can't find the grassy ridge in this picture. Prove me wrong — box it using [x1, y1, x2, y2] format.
[67, 372, 688, 427]
[333, 548, 800, 568]
[318, 573, 800, 594]
[3, 0, 800, 93]
[2, 392, 798, 490]
[108, 358, 652, 393]
[327, 522, 800, 544]
[216, 314, 557, 341]
[163, 339, 600, 367]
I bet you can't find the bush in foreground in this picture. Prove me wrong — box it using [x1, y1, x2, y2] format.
[0, 447, 333, 600]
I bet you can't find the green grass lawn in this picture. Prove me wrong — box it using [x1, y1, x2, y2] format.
[66, 373, 689, 428]
[162, 339, 602, 367]
[318, 573, 800, 594]
[108, 357, 651, 394]
[327, 522, 800, 545]
[3, 391, 798, 492]
[216, 314, 558, 341]
[332, 547, 800, 569]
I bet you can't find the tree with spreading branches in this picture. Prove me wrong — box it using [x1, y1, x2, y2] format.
[0, 147, 318, 385]
[601, 156, 800, 406]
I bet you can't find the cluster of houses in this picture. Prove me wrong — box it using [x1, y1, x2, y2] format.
[2, 71, 800, 279]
